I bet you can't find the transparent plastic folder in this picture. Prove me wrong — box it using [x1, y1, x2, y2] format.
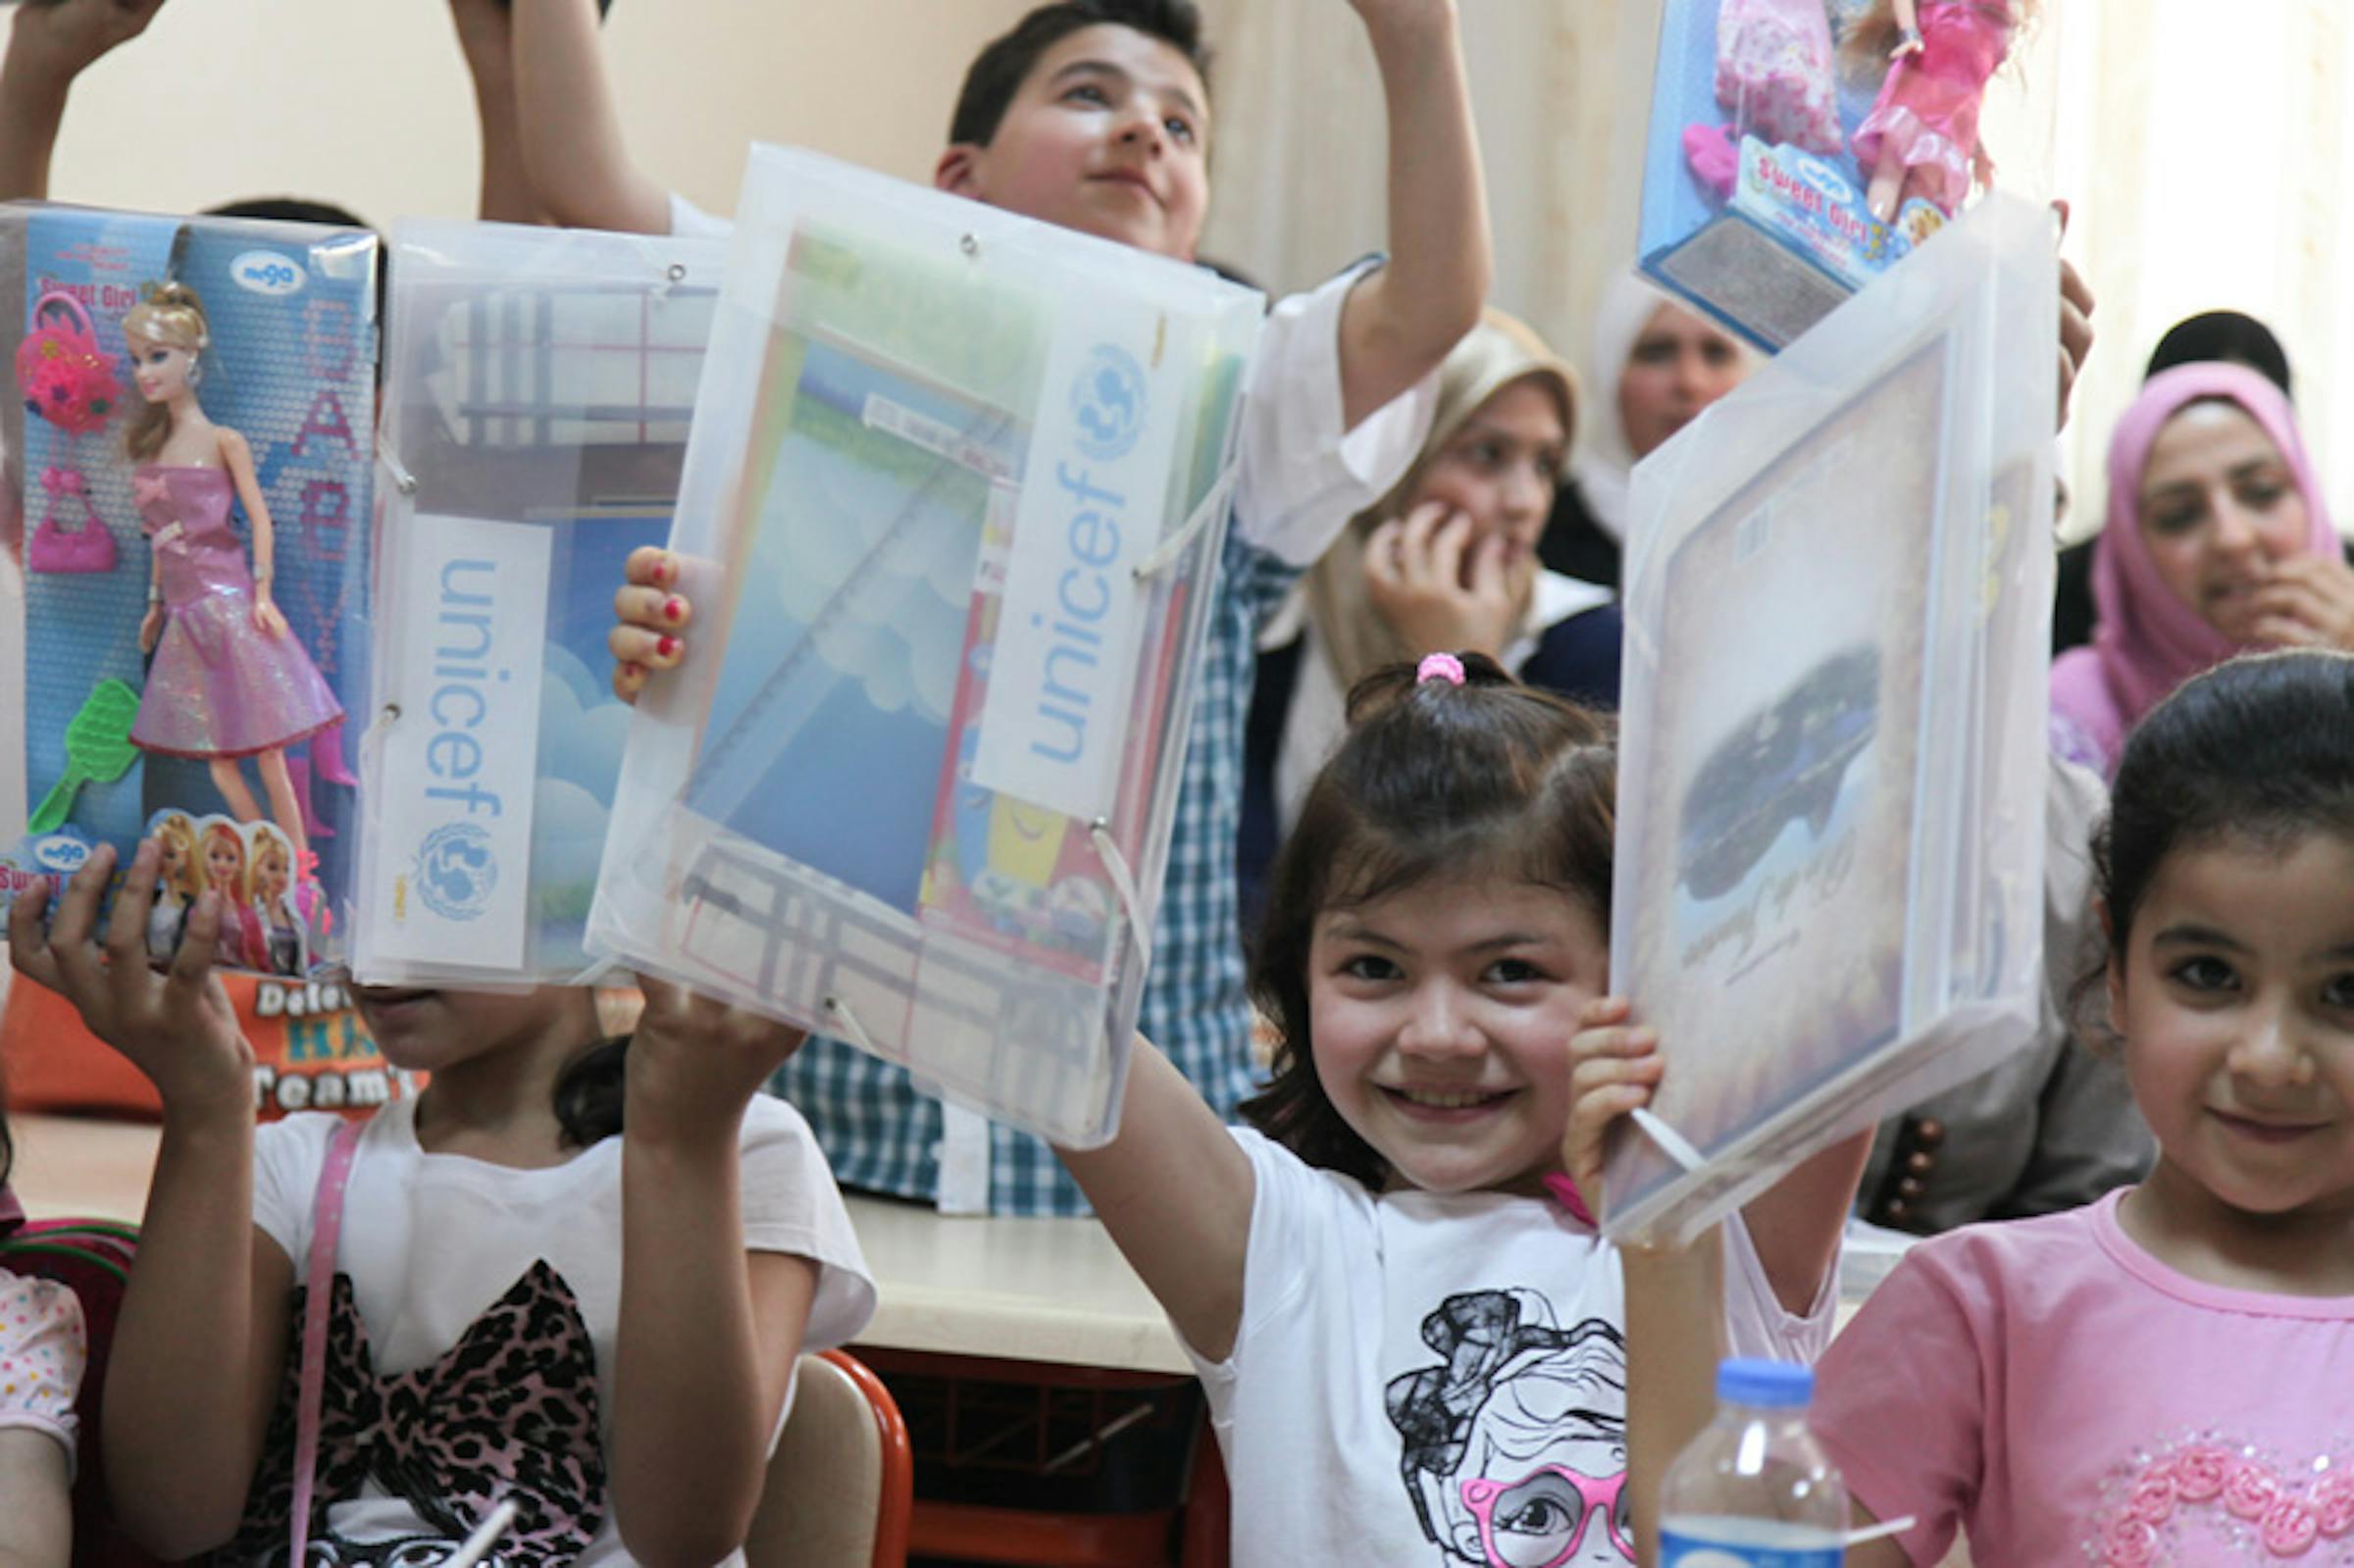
[588, 146, 1263, 1146]
[0, 203, 378, 980]
[1601, 193, 2056, 1246]
[1638, 0, 2056, 350]
[353, 221, 725, 987]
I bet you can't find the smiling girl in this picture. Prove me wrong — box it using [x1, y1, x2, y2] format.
[1610, 650, 2354, 1564]
[1242, 313, 1623, 928]
[1068, 653, 1861, 1565]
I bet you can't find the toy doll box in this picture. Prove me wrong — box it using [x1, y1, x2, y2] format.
[589, 146, 1263, 1147]
[352, 220, 726, 988]
[0, 204, 378, 980]
[1602, 193, 2057, 1246]
[1638, 0, 2045, 351]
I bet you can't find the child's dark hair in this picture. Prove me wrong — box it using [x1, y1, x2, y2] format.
[553, 1037, 629, 1149]
[948, 1, 1210, 148]
[2096, 649, 2354, 974]
[1241, 654, 1617, 1189]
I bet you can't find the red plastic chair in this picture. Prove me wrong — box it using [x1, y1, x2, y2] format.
[750, 1348, 914, 1567]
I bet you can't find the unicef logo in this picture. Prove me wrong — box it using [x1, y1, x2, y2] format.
[414, 822, 497, 923]
[1071, 343, 1147, 462]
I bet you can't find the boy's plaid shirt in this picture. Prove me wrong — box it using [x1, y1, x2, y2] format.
[767, 526, 1300, 1215]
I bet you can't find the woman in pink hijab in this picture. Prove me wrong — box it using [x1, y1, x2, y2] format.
[2051, 363, 2354, 776]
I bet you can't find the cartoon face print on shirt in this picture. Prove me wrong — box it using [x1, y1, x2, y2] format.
[294, 1530, 513, 1568]
[1386, 1290, 1633, 1566]
[211, 1262, 605, 1568]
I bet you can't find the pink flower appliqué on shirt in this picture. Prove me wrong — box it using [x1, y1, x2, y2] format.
[2094, 1440, 2354, 1565]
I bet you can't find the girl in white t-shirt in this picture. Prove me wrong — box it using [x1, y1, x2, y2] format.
[7, 842, 873, 1568]
[1054, 653, 1866, 1567]
[1610, 650, 2354, 1566]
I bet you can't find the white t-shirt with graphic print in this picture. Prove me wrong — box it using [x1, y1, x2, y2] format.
[1191, 1127, 1834, 1568]
[248, 1093, 874, 1568]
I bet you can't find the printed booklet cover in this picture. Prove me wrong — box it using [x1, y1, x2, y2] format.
[590, 147, 1262, 1146]
[1603, 193, 2057, 1243]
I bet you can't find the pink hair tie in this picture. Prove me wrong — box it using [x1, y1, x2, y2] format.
[1416, 652, 1466, 686]
[1542, 1173, 1597, 1228]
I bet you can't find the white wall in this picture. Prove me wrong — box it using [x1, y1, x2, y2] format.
[41, 0, 1041, 228]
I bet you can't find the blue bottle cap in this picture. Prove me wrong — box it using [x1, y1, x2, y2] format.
[1716, 1357, 1813, 1408]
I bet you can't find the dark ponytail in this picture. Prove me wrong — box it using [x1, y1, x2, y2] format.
[553, 1037, 631, 1148]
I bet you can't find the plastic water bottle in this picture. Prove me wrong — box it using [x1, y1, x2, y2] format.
[1659, 1358, 1848, 1566]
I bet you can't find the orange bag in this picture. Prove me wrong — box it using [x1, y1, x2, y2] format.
[0, 970, 418, 1119]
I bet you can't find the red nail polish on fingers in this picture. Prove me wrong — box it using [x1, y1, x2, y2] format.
[664, 597, 684, 623]
[653, 558, 673, 585]
[657, 636, 678, 658]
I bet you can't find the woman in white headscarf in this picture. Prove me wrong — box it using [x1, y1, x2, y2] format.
[1239, 310, 1621, 930]
[1540, 274, 1758, 587]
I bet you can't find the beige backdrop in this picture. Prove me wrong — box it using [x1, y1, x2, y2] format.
[42, 1, 2350, 541]
[39, 0, 1040, 226]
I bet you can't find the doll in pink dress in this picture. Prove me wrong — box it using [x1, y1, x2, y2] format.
[1846, 0, 2030, 223]
[1684, 0, 1843, 197]
[123, 283, 339, 875]
[198, 817, 273, 974]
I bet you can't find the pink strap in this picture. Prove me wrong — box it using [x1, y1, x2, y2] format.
[1541, 1172, 1598, 1229]
[291, 1116, 366, 1566]
[30, 289, 95, 338]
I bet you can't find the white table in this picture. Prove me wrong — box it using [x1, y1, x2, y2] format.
[8, 1114, 1191, 1375]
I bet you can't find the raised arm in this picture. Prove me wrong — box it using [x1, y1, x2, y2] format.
[1567, 999, 1886, 1562]
[1740, 1129, 1872, 1314]
[1569, 997, 1868, 1316]
[8, 843, 288, 1559]
[1057, 1040, 1256, 1362]
[608, 981, 816, 1564]
[1333, 0, 1491, 431]
[0, 0, 166, 202]
[449, 0, 547, 225]
[510, 0, 675, 234]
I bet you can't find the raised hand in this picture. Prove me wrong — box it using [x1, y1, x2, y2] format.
[1561, 994, 1664, 1205]
[2056, 204, 2095, 429]
[608, 545, 690, 702]
[1361, 501, 1528, 661]
[622, 975, 806, 1147]
[6, 0, 168, 81]
[8, 839, 253, 1121]
[2251, 554, 2354, 652]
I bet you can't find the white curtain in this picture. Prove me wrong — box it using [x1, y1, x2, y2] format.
[1201, 0, 2354, 541]
[2046, 0, 2354, 539]
[1199, 1, 1649, 379]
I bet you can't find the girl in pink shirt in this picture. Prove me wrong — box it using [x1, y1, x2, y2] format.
[1588, 649, 2354, 1564]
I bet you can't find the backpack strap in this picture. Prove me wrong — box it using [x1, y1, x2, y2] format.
[290, 1116, 367, 1567]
